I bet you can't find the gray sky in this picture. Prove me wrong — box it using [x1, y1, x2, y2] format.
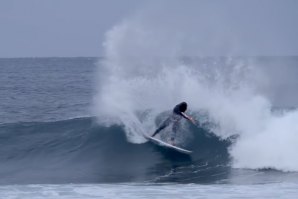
[1, 0, 298, 57]
[0, 0, 142, 57]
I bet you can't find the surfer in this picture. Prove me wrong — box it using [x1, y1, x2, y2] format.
[151, 102, 195, 144]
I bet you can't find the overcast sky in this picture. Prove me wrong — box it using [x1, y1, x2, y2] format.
[1, 0, 298, 57]
[0, 0, 142, 57]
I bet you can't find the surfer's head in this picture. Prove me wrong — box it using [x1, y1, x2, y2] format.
[179, 102, 187, 112]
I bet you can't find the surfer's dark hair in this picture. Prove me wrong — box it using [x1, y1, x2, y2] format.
[180, 102, 187, 112]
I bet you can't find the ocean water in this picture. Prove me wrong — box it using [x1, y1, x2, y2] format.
[1, 57, 298, 198]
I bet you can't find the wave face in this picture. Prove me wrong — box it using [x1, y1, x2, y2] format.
[0, 117, 231, 184]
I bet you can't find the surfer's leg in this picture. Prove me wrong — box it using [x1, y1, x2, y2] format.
[170, 136, 175, 145]
[152, 124, 167, 137]
[152, 118, 170, 137]
[171, 120, 180, 145]
[170, 123, 177, 144]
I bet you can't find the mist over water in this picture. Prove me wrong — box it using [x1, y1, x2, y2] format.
[94, 1, 298, 172]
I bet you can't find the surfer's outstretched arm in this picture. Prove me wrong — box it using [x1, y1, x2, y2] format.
[181, 112, 195, 124]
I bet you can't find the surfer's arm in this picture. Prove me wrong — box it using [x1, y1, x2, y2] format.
[181, 112, 195, 124]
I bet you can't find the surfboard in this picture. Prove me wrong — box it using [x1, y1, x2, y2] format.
[144, 134, 192, 155]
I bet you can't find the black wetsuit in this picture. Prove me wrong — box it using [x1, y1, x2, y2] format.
[152, 102, 188, 138]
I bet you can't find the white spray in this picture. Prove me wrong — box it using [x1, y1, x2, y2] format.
[94, 0, 298, 171]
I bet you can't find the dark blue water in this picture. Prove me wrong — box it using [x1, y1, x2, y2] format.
[0, 57, 94, 124]
[1, 57, 298, 188]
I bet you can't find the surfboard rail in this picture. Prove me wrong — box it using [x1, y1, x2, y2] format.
[144, 134, 192, 154]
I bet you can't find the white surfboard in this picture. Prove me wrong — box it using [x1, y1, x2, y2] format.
[144, 134, 192, 155]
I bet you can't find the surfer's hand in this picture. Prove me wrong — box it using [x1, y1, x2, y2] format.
[189, 117, 195, 124]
